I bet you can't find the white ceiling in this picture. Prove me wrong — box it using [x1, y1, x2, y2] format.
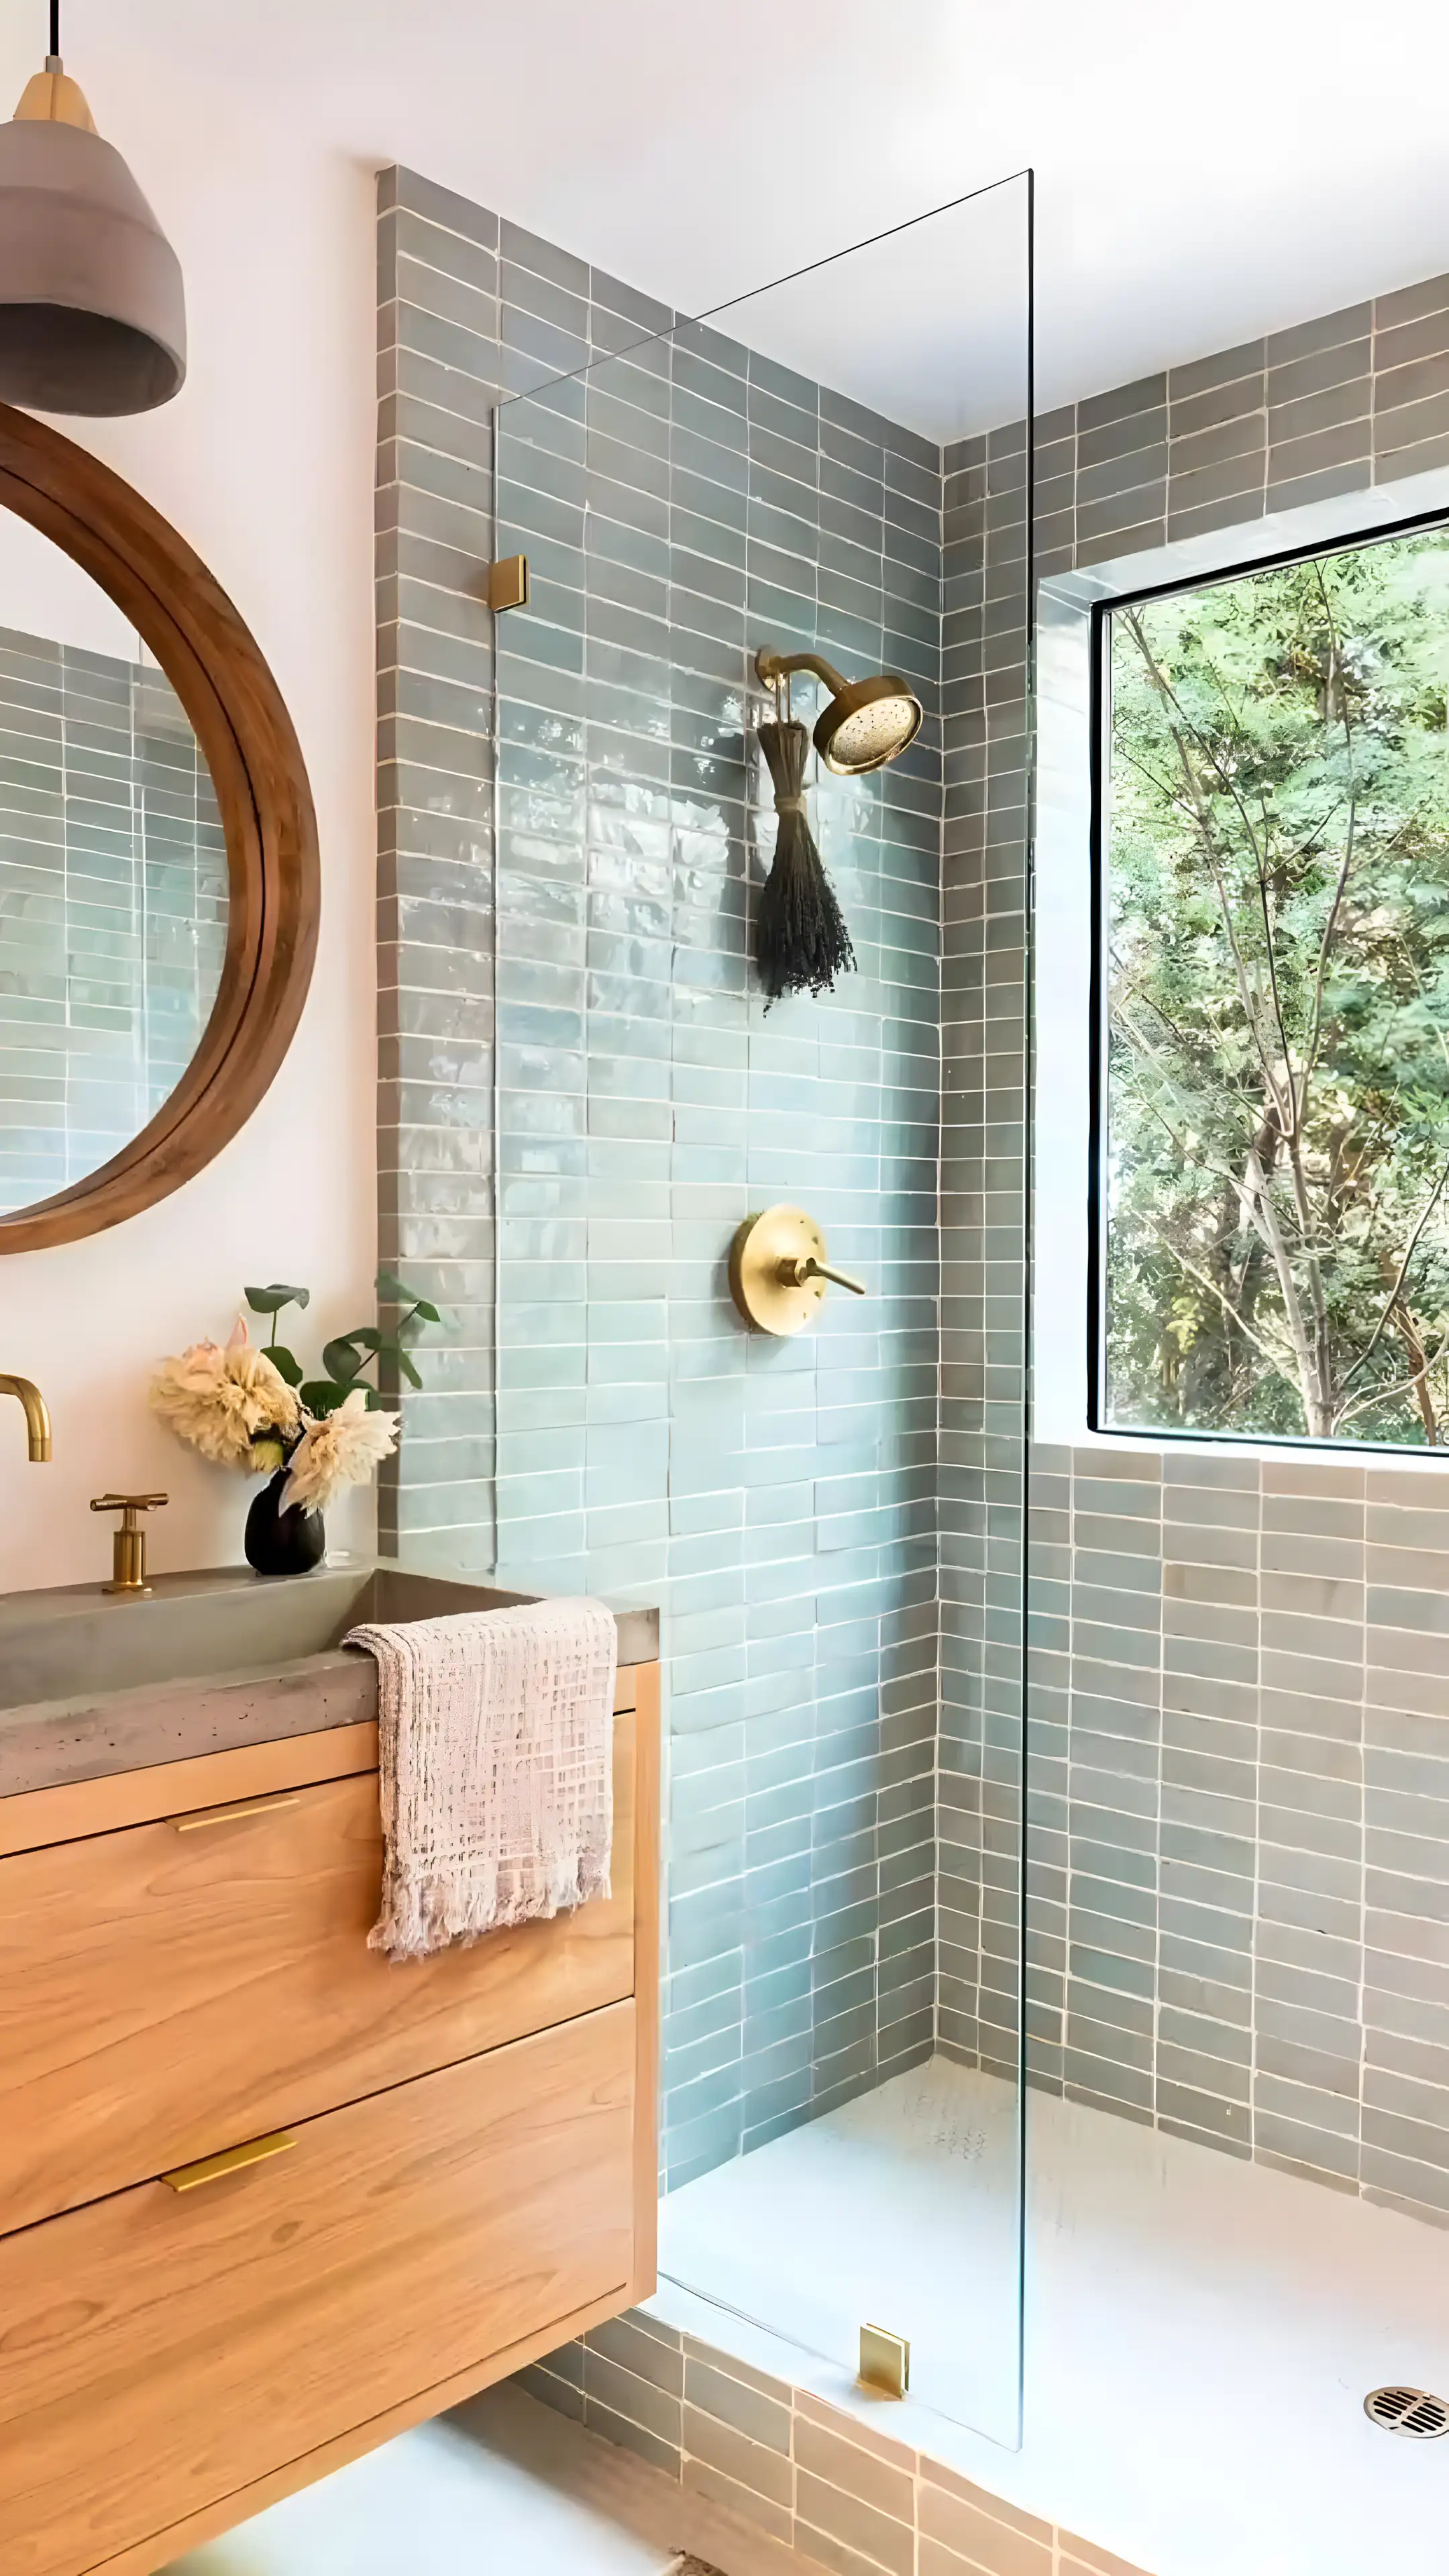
[28, 0, 1449, 424]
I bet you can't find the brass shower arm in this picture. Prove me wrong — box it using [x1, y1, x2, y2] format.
[755, 647, 851, 698]
[755, 645, 923, 778]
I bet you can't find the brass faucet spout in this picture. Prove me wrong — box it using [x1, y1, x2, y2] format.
[0, 1373, 51, 1462]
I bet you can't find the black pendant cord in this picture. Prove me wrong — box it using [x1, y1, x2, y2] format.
[49, 0, 60, 60]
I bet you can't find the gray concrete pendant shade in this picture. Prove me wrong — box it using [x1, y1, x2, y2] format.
[0, 56, 184, 414]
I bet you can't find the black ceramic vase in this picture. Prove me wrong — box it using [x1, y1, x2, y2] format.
[244, 1466, 325, 1578]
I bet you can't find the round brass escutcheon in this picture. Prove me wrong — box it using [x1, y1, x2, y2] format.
[728, 1205, 867, 1336]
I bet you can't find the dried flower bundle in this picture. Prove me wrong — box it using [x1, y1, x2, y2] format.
[149, 1319, 299, 1471]
[281, 1389, 398, 1515]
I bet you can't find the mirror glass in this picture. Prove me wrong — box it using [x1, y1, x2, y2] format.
[0, 506, 227, 1216]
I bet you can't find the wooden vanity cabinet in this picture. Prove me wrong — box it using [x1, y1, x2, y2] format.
[0, 1659, 659, 2576]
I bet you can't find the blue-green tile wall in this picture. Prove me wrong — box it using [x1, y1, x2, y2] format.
[376, 166, 951, 2184]
[0, 629, 225, 1214]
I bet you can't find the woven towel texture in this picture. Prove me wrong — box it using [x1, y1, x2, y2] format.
[345, 1597, 617, 1962]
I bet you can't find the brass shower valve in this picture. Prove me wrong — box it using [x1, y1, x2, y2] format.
[729, 1205, 868, 1336]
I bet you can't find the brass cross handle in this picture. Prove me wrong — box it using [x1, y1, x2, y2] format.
[91, 1492, 168, 1596]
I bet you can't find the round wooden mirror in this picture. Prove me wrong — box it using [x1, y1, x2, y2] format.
[0, 400, 318, 1252]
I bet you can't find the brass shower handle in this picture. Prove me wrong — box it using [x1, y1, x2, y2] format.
[780, 1252, 867, 1297]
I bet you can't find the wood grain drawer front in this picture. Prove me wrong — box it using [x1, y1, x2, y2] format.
[0, 1709, 635, 2234]
[0, 2002, 636, 2576]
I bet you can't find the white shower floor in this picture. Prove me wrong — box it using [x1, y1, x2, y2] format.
[663, 2057, 1023, 2443]
[658, 2055, 1449, 2576]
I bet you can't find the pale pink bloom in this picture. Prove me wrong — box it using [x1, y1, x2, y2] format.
[149, 1318, 301, 1471]
[282, 1388, 398, 1515]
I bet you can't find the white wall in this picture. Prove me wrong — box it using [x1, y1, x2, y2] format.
[0, 27, 378, 1588]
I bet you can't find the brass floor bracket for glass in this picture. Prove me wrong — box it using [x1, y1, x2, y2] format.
[858, 2323, 910, 2398]
[487, 553, 529, 611]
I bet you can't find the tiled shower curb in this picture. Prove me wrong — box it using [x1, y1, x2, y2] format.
[519, 2306, 1150, 2576]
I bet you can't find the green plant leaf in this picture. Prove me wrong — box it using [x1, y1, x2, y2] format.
[321, 1328, 382, 1385]
[299, 1378, 347, 1417]
[244, 1283, 311, 1316]
[268, 1344, 304, 1387]
[374, 1269, 419, 1306]
[396, 1348, 424, 1389]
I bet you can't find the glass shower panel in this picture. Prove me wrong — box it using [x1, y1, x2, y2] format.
[490, 176, 1034, 2447]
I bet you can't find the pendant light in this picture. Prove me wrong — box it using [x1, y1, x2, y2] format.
[0, 0, 185, 414]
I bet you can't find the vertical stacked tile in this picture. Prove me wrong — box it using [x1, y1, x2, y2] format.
[378, 168, 944, 2186]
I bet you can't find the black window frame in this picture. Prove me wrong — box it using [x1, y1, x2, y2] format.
[1085, 498, 1449, 1454]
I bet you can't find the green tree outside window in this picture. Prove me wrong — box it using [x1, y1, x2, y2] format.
[1104, 525, 1449, 1445]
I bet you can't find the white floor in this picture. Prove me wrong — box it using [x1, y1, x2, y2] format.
[659, 2055, 1449, 2576]
[164, 2386, 708, 2576]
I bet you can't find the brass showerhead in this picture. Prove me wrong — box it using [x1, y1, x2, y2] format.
[755, 647, 922, 776]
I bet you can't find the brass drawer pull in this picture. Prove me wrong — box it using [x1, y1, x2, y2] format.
[167, 1792, 301, 1833]
[162, 2131, 295, 2192]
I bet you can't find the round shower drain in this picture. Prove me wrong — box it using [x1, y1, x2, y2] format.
[1364, 2385, 1449, 2438]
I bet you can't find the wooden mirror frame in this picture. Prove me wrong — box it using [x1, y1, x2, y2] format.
[0, 402, 319, 1253]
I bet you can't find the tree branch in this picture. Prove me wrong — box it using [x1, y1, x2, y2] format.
[1339, 1149, 1449, 1393]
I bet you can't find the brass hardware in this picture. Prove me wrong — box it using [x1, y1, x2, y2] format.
[755, 646, 922, 777]
[729, 1206, 869, 1337]
[782, 1251, 867, 1296]
[488, 553, 530, 612]
[91, 1491, 168, 1595]
[168, 1792, 301, 1833]
[0, 1373, 52, 1461]
[161, 2131, 295, 2192]
[13, 59, 97, 131]
[858, 2323, 910, 2399]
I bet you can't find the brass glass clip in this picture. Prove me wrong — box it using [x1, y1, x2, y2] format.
[487, 553, 529, 612]
[858, 2322, 910, 2398]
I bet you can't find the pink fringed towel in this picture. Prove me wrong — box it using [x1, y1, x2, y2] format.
[345, 1597, 617, 1962]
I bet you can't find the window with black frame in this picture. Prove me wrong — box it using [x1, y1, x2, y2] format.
[1093, 517, 1449, 1450]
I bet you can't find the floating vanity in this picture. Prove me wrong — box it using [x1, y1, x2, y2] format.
[0, 1564, 659, 2576]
